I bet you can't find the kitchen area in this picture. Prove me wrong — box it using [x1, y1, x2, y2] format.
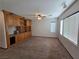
[0, 10, 32, 48]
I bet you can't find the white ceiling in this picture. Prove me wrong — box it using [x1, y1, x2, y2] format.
[2, 0, 76, 18]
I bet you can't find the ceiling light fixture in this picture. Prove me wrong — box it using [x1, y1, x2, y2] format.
[37, 15, 42, 20]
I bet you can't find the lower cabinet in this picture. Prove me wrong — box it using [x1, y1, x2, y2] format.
[15, 32, 32, 43]
[24, 32, 28, 39]
[6, 34, 10, 48]
[15, 34, 20, 43]
[27, 32, 32, 38]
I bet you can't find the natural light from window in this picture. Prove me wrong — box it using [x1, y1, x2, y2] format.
[60, 20, 63, 35]
[60, 12, 79, 45]
[50, 22, 56, 32]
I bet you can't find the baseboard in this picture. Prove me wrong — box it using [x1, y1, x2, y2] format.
[32, 36, 58, 39]
[58, 39, 73, 59]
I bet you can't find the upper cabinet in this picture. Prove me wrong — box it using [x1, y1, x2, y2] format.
[3, 10, 22, 26]
[26, 20, 32, 26]
[5, 13, 14, 26]
[14, 15, 21, 26]
[3, 10, 32, 32]
[26, 20, 32, 32]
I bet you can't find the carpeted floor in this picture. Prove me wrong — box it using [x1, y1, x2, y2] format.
[0, 36, 73, 59]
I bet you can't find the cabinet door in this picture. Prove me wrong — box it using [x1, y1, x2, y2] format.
[24, 32, 28, 39]
[26, 20, 32, 31]
[29, 20, 32, 26]
[17, 18, 21, 26]
[14, 16, 21, 26]
[21, 33, 26, 41]
[28, 32, 32, 38]
[16, 34, 22, 43]
[15, 35, 19, 43]
[26, 20, 32, 26]
[20, 19, 24, 26]
[6, 14, 14, 26]
[6, 33, 10, 48]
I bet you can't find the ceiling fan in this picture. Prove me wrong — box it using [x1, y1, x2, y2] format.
[26, 12, 52, 20]
[35, 13, 47, 20]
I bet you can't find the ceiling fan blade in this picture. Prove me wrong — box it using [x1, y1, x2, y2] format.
[48, 15, 52, 16]
[25, 14, 35, 16]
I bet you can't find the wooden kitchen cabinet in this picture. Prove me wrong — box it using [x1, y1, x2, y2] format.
[14, 16, 21, 26]
[16, 34, 21, 43]
[20, 33, 25, 41]
[15, 33, 25, 43]
[20, 19, 25, 27]
[25, 32, 31, 39]
[26, 20, 32, 32]
[26, 20, 32, 26]
[7, 14, 22, 26]
[6, 14, 14, 26]
[3, 10, 22, 27]
[16, 34, 22, 43]
[15, 32, 32, 44]
[24, 32, 28, 39]
[6, 32, 10, 48]
[3, 10, 13, 26]
[28, 32, 32, 38]
[2, 10, 32, 48]
[15, 34, 20, 43]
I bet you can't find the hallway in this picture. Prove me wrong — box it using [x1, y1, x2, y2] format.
[0, 37, 72, 59]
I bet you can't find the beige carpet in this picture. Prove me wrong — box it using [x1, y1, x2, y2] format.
[0, 36, 73, 59]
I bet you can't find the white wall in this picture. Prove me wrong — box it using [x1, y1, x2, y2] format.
[0, 11, 7, 48]
[57, 0, 79, 59]
[32, 18, 57, 37]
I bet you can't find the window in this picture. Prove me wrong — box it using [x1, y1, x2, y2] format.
[60, 20, 63, 35]
[63, 13, 79, 45]
[50, 22, 56, 32]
